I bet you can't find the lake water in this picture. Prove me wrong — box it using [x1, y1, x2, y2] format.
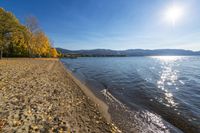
[61, 56, 200, 133]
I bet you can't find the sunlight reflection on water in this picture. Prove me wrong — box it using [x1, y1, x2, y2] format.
[151, 56, 183, 62]
[152, 56, 184, 107]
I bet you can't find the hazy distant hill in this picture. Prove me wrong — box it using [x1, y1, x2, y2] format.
[56, 48, 200, 56]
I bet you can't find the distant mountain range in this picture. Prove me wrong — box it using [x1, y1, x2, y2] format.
[57, 48, 200, 56]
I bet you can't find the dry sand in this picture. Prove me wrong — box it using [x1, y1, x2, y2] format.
[0, 58, 120, 133]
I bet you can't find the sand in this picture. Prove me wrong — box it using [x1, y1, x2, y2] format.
[0, 58, 120, 133]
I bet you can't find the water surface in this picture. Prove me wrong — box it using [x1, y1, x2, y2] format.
[61, 56, 200, 133]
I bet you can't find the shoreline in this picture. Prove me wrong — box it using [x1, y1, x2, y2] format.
[0, 58, 120, 132]
[59, 61, 112, 123]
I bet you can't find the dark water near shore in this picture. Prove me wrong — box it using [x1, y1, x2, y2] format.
[61, 56, 200, 133]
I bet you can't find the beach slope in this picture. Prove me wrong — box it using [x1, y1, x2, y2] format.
[0, 59, 118, 132]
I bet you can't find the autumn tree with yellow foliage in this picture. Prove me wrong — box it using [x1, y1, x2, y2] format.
[0, 8, 59, 58]
[50, 48, 59, 58]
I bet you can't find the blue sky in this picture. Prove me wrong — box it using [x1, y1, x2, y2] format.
[1, 0, 200, 50]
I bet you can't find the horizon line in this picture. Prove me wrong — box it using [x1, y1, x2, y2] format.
[56, 47, 200, 52]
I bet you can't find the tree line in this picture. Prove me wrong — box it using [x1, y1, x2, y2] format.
[0, 8, 59, 59]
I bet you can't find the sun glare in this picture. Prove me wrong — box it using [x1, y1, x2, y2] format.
[151, 56, 183, 62]
[165, 5, 184, 25]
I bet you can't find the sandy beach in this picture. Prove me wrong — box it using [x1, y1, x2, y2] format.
[0, 59, 120, 133]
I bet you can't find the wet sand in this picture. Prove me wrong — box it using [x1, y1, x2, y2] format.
[0, 58, 120, 133]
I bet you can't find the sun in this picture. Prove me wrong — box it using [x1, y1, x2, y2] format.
[165, 5, 184, 25]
